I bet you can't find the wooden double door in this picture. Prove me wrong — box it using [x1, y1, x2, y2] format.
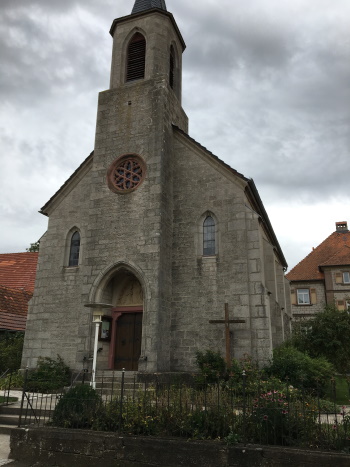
[114, 311, 143, 371]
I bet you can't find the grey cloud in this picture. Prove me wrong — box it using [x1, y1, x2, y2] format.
[0, 9, 109, 106]
[1, 0, 87, 12]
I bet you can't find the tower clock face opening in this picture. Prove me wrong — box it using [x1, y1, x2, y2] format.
[107, 154, 146, 194]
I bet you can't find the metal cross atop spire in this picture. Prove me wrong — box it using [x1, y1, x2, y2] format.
[132, 0, 167, 14]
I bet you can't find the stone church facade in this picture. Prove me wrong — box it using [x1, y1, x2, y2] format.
[22, 0, 291, 373]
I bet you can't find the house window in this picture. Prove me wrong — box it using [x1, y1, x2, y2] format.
[126, 33, 146, 82]
[203, 216, 215, 256]
[343, 272, 350, 284]
[297, 289, 310, 305]
[69, 231, 80, 267]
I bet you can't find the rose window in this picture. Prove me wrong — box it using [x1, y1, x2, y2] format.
[107, 155, 146, 194]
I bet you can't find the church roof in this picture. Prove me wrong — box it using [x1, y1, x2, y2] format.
[40, 152, 94, 216]
[0, 252, 38, 293]
[110, 3, 185, 50]
[286, 229, 350, 282]
[132, 0, 167, 14]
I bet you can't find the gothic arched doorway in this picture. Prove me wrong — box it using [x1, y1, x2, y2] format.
[100, 269, 144, 371]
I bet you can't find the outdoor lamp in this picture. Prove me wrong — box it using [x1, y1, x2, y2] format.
[84, 302, 113, 389]
[92, 310, 103, 323]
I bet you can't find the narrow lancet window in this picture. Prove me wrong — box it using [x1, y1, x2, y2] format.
[69, 231, 80, 267]
[203, 216, 215, 255]
[169, 46, 175, 89]
[126, 33, 146, 82]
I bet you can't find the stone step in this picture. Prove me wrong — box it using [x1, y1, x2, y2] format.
[0, 414, 18, 426]
[0, 405, 21, 416]
[95, 382, 142, 389]
[0, 424, 13, 435]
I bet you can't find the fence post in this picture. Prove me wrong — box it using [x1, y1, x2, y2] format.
[5, 372, 12, 406]
[18, 368, 28, 427]
[242, 370, 247, 446]
[119, 368, 125, 431]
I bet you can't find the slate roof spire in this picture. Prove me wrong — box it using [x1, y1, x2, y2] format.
[132, 0, 167, 14]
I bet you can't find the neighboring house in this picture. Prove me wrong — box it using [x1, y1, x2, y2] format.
[286, 221, 350, 320]
[0, 253, 38, 333]
[21, 0, 291, 373]
[0, 286, 32, 335]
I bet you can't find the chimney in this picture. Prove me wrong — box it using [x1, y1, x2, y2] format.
[336, 221, 348, 232]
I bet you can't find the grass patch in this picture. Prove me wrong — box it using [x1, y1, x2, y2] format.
[325, 376, 350, 405]
[0, 396, 17, 403]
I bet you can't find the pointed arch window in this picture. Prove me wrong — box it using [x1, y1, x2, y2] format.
[126, 33, 146, 82]
[69, 231, 80, 267]
[169, 46, 175, 89]
[203, 216, 216, 256]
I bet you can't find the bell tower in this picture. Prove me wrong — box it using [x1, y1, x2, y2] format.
[86, 1, 188, 372]
[109, 1, 186, 108]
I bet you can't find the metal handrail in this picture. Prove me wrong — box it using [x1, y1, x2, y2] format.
[70, 368, 89, 388]
[0, 368, 10, 380]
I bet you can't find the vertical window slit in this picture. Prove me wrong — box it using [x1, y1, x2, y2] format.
[69, 231, 80, 267]
[203, 216, 215, 256]
[169, 46, 175, 89]
[126, 33, 146, 82]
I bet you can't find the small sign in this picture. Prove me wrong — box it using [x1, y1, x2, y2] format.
[99, 317, 112, 341]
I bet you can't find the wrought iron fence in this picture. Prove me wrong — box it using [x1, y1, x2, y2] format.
[1, 370, 14, 406]
[15, 369, 350, 452]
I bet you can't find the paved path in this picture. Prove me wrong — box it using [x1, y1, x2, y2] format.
[0, 434, 14, 465]
[0, 433, 29, 466]
[0, 391, 30, 466]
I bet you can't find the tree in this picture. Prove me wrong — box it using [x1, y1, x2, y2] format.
[292, 306, 350, 373]
[0, 333, 24, 373]
[26, 241, 40, 252]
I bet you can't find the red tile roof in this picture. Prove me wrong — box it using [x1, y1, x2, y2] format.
[0, 285, 32, 331]
[0, 252, 38, 293]
[286, 230, 350, 281]
[320, 245, 350, 267]
[0, 312, 27, 332]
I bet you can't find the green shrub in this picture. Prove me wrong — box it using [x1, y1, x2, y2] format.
[195, 350, 228, 384]
[247, 390, 318, 446]
[292, 306, 350, 374]
[26, 355, 71, 393]
[0, 371, 23, 390]
[0, 333, 24, 373]
[94, 391, 237, 439]
[52, 384, 101, 428]
[266, 346, 334, 394]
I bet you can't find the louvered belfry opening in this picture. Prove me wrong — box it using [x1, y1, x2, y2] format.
[169, 46, 175, 89]
[126, 33, 146, 82]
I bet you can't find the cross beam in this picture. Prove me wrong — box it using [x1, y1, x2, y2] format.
[209, 303, 246, 365]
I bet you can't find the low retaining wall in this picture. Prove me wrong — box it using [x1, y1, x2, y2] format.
[10, 427, 350, 467]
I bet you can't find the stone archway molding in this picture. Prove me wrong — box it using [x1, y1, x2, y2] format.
[88, 260, 149, 305]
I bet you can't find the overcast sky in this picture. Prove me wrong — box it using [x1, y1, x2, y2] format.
[0, 0, 349, 271]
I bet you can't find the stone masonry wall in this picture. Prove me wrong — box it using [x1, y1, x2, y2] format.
[22, 166, 94, 369]
[23, 10, 189, 372]
[10, 428, 350, 467]
[170, 133, 275, 369]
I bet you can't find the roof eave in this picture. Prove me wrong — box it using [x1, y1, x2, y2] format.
[247, 179, 288, 269]
[40, 152, 94, 217]
[109, 9, 186, 51]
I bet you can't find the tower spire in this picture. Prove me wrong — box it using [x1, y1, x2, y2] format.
[132, 0, 167, 15]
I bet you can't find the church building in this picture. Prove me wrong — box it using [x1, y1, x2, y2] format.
[22, 0, 291, 374]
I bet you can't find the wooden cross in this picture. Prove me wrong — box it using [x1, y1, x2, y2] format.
[209, 303, 246, 365]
